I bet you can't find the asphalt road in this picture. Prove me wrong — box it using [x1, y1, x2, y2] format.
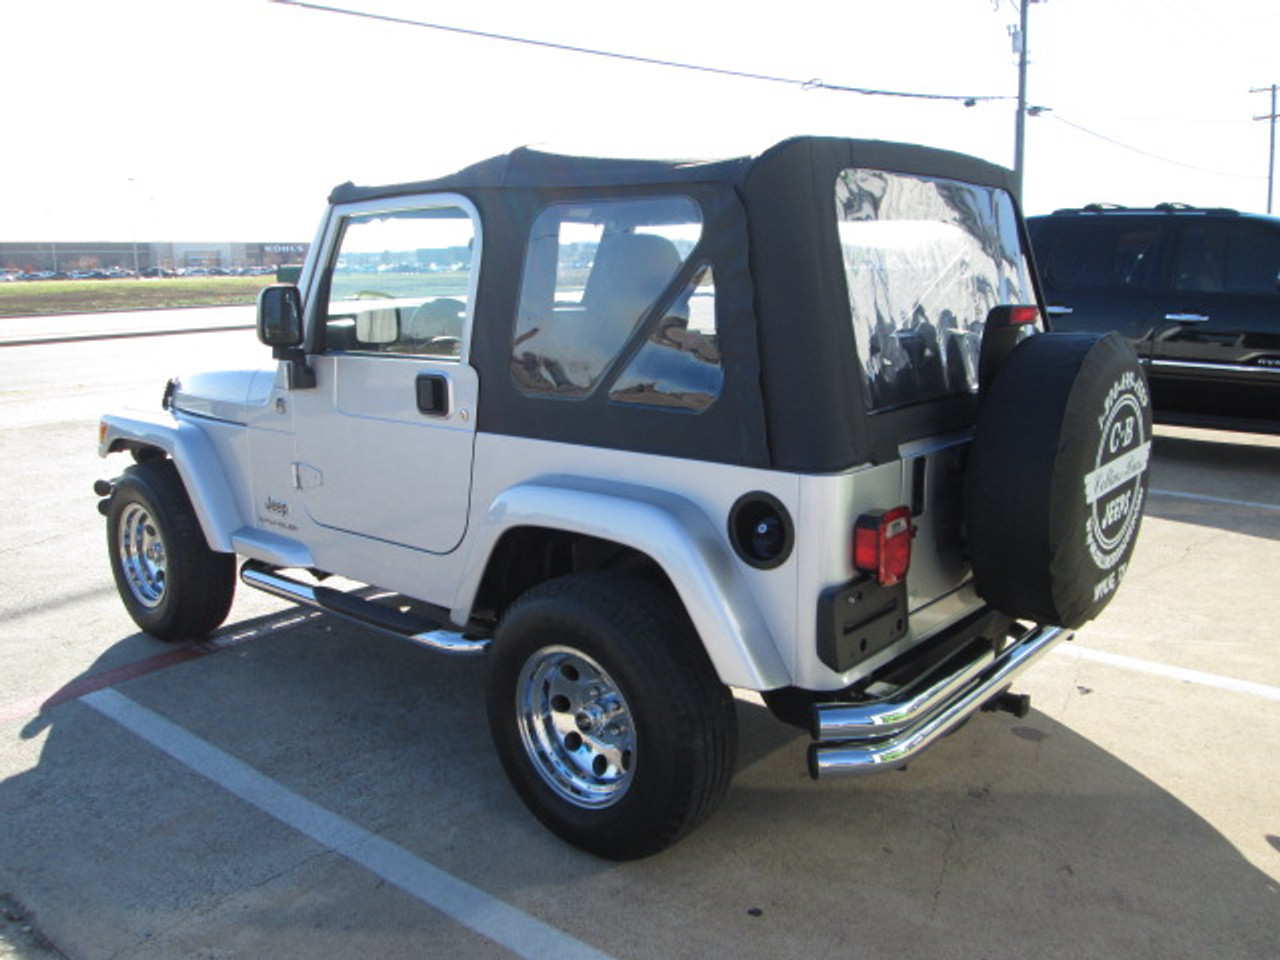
[1, 311, 1277, 959]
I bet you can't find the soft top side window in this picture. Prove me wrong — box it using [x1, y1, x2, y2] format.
[322, 202, 477, 359]
[512, 197, 706, 399]
[610, 264, 722, 412]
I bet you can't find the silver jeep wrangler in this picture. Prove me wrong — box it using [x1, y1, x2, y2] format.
[98, 137, 1152, 859]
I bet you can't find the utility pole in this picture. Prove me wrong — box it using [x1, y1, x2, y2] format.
[1252, 84, 1277, 214]
[1012, 0, 1045, 202]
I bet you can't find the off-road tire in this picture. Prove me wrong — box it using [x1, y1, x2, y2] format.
[487, 572, 738, 860]
[106, 458, 236, 642]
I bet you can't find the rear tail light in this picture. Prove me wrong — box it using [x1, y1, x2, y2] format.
[853, 506, 914, 586]
[1006, 305, 1040, 326]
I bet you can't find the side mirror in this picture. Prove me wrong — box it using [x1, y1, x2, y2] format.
[256, 284, 315, 389]
[257, 284, 304, 352]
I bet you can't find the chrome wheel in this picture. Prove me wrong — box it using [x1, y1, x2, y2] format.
[516, 645, 635, 809]
[116, 502, 166, 609]
[489, 574, 738, 858]
[105, 459, 236, 642]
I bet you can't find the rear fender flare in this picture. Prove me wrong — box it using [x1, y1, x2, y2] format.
[455, 481, 789, 691]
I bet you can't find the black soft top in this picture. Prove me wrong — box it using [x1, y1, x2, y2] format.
[329, 137, 1014, 204]
[324, 138, 1021, 473]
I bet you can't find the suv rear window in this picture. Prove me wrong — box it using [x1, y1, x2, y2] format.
[836, 169, 1034, 411]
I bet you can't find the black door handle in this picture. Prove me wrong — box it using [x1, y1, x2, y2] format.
[416, 373, 449, 416]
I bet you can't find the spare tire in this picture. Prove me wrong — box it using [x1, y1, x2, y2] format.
[965, 331, 1152, 628]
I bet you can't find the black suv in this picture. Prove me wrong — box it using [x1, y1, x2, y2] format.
[1027, 204, 1280, 433]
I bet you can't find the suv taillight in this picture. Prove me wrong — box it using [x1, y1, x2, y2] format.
[853, 506, 914, 586]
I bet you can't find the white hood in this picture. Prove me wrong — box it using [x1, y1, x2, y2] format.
[171, 366, 276, 424]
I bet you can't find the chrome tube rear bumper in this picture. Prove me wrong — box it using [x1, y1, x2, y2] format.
[808, 624, 1068, 778]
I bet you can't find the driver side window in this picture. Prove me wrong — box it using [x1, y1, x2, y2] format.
[324, 203, 477, 359]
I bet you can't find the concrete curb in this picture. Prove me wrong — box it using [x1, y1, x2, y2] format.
[0, 324, 255, 348]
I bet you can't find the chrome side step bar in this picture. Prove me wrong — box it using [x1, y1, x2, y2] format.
[240, 561, 489, 656]
[809, 624, 1068, 778]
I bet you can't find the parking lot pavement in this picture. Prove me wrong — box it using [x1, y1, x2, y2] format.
[1, 326, 1278, 959]
[1, 894, 63, 959]
[5, 602, 1277, 960]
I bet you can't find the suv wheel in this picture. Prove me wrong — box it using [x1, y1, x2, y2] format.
[487, 573, 738, 860]
[106, 458, 236, 642]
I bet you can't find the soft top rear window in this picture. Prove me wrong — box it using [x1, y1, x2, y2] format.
[836, 169, 1035, 412]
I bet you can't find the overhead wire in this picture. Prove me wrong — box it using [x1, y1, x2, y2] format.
[274, 0, 1263, 183]
[269, 0, 1015, 104]
[1049, 113, 1265, 180]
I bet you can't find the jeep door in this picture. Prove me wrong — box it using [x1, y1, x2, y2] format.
[1149, 218, 1280, 421]
[289, 196, 480, 554]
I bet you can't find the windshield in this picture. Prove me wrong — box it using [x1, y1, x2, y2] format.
[836, 169, 1035, 411]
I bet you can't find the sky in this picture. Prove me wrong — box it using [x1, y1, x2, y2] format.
[5, 0, 1278, 241]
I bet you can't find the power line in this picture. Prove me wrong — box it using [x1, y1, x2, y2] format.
[271, 0, 1015, 105]
[1050, 113, 1265, 180]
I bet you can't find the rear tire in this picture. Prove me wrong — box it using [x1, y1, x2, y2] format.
[106, 458, 236, 642]
[487, 573, 738, 860]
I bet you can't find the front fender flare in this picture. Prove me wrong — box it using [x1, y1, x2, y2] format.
[455, 481, 789, 691]
[99, 411, 243, 554]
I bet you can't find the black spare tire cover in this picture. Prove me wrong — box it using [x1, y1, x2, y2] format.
[965, 331, 1152, 628]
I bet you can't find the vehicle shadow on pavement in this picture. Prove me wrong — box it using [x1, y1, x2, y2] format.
[2, 614, 1277, 960]
[15, 607, 318, 742]
[1147, 432, 1280, 540]
[701, 697, 1280, 959]
[1153, 430, 1280, 477]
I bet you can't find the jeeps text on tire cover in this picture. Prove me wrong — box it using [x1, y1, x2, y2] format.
[98, 137, 1152, 859]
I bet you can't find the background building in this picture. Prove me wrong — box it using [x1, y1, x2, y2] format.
[0, 242, 308, 275]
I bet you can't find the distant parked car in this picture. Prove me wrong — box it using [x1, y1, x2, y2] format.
[1027, 204, 1280, 433]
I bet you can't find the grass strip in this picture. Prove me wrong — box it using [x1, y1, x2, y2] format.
[0, 277, 269, 317]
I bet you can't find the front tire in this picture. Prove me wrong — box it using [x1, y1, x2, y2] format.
[487, 573, 738, 860]
[106, 458, 236, 642]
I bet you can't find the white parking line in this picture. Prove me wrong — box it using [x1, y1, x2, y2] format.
[1149, 488, 1280, 513]
[1055, 645, 1280, 702]
[82, 689, 615, 960]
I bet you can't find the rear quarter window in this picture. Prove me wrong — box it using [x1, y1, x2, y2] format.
[512, 196, 723, 411]
[836, 169, 1035, 412]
